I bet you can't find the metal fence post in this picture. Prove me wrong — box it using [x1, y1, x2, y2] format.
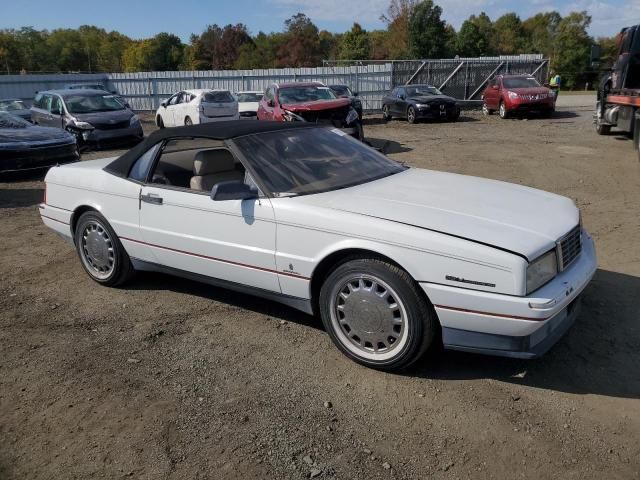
[151, 77, 158, 110]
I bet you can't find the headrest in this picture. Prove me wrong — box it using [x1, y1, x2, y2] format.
[193, 149, 236, 175]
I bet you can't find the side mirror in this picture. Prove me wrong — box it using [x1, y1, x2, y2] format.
[399, 94, 406, 100]
[543, 83, 550, 88]
[267, 99, 274, 107]
[160, 101, 167, 108]
[491, 85, 499, 90]
[111, 90, 118, 94]
[211, 181, 258, 201]
[353, 91, 359, 97]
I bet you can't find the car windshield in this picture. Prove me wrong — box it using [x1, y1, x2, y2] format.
[330, 86, 352, 97]
[0, 100, 27, 111]
[233, 127, 406, 196]
[237, 92, 263, 102]
[503, 77, 541, 88]
[405, 85, 442, 96]
[203, 91, 234, 103]
[278, 86, 336, 104]
[64, 94, 125, 113]
[0, 112, 30, 128]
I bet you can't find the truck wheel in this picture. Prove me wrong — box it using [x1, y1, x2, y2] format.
[595, 101, 611, 135]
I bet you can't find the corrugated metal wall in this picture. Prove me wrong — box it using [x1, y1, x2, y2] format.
[0, 58, 548, 112]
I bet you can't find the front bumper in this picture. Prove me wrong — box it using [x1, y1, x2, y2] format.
[73, 124, 144, 147]
[416, 105, 459, 119]
[507, 99, 555, 112]
[422, 230, 597, 359]
[0, 142, 79, 173]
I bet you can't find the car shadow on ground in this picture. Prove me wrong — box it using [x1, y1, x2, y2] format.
[129, 271, 321, 331]
[131, 267, 639, 400]
[365, 137, 412, 154]
[0, 185, 44, 208]
[412, 269, 640, 400]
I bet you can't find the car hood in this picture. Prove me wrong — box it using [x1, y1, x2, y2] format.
[72, 109, 133, 123]
[296, 168, 579, 261]
[0, 124, 74, 146]
[408, 95, 456, 104]
[281, 98, 352, 112]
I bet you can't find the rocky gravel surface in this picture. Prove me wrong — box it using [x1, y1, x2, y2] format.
[1, 107, 639, 479]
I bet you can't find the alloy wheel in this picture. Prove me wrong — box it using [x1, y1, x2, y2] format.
[79, 220, 115, 280]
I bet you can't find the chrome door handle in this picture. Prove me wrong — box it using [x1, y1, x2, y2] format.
[141, 193, 163, 205]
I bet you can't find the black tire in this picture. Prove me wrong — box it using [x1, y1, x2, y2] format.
[382, 104, 392, 121]
[498, 101, 509, 119]
[482, 103, 493, 116]
[407, 106, 417, 124]
[156, 115, 164, 129]
[541, 109, 554, 119]
[74, 211, 134, 287]
[595, 103, 611, 135]
[352, 120, 364, 142]
[184, 116, 193, 126]
[318, 257, 437, 371]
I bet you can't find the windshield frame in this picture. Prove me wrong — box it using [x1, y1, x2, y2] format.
[0, 100, 28, 111]
[62, 93, 126, 114]
[404, 85, 442, 97]
[0, 112, 32, 129]
[228, 126, 407, 198]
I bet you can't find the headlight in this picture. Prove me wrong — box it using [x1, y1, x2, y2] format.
[415, 103, 430, 109]
[508, 91, 519, 100]
[72, 121, 94, 130]
[526, 250, 558, 295]
[130, 114, 140, 125]
[345, 108, 359, 125]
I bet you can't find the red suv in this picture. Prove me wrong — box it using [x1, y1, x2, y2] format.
[482, 75, 555, 119]
[257, 82, 363, 140]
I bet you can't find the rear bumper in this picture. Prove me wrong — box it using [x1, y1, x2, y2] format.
[199, 113, 240, 123]
[423, 230, 597, 358]
[39, 203, 73, 243]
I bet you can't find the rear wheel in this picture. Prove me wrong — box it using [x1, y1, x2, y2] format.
[382, 104, 392, 121]
[184, 116, 193, 126]
[482, 103, 493, 116]
[319, 257, 437, 371]
[74, 211, 134, 287]
[499, 101, 509, 119]
[407, 106, 417, 124]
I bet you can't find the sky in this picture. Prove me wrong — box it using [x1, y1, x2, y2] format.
[1, 0, 637, 41]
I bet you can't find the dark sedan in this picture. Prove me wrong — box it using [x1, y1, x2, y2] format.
[0, 99, 32, 122]
[329, 84, 363, 120]
[0, 112, 79, 174]
[382, 85, 460, 123]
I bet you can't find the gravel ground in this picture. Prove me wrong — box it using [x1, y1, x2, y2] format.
[1, 106, 639, 480]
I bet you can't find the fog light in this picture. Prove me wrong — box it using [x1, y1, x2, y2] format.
[82, 131, 91, 141]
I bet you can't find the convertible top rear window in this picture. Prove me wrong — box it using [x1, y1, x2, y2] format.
[233, 128, 406, 196]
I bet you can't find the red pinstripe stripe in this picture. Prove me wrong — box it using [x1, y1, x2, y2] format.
[434, 304, 549, 321]
[41, 214, 70, 226]
[120, 236, 309, 280]
[607, 95, 640, 107]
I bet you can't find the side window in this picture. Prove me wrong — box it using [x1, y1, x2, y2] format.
[34, 93, 43, 108]
[148, 138, 246, 192]
[42, 94, 52, 112]
[129, 143, 162, 182]
[397, 88, 405, 98]
[167, 93, 180, 106]
[50, 96, 62, 114]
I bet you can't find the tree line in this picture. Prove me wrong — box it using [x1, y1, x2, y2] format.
[0, 0, 620, 88]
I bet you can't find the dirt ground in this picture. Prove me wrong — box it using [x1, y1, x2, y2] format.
[1, 105, 639, 480]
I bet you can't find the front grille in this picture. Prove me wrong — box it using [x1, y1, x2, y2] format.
[558, 226, 582, 270]
[93, 120, 130, 130]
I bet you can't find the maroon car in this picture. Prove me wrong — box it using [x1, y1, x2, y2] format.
[482, 75, 555, 119]
[257, 82, 363, 140]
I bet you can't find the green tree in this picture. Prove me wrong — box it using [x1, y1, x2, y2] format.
[277, 13, 322, 67]
[552, 11, 592, 88]
[522, 11, 561, 57]
[337, 23, 370, 60]
[455, 13, 494, 57]
[492, 13, 524, 54]
[380, 0, 419, 58]
[408, 0, 448, 58]
[122, 33, 184, 71]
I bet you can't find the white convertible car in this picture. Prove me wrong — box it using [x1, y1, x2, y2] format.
[40, 121, 597, 370]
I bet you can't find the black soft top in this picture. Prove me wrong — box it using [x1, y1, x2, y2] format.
[104, 120, 314, 177]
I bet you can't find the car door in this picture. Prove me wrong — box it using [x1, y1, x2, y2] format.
[258, 87, 275, 120]
[392, 87, 407, 116]
[34, 94, 54, 127]
[137, 137, 280, 292]
[163, 93, 180, 127]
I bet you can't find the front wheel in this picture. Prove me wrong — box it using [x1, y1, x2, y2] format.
[319, 258, 437, 371]
[407, 106, 417, 124]
[595, 102, 611, 135]
[499, 101, 509, 119]
[184, 116, 193, 126]
[156, 115, 164, 129]
[74, 211, 134, 287]
[382, 104, 392, 121]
